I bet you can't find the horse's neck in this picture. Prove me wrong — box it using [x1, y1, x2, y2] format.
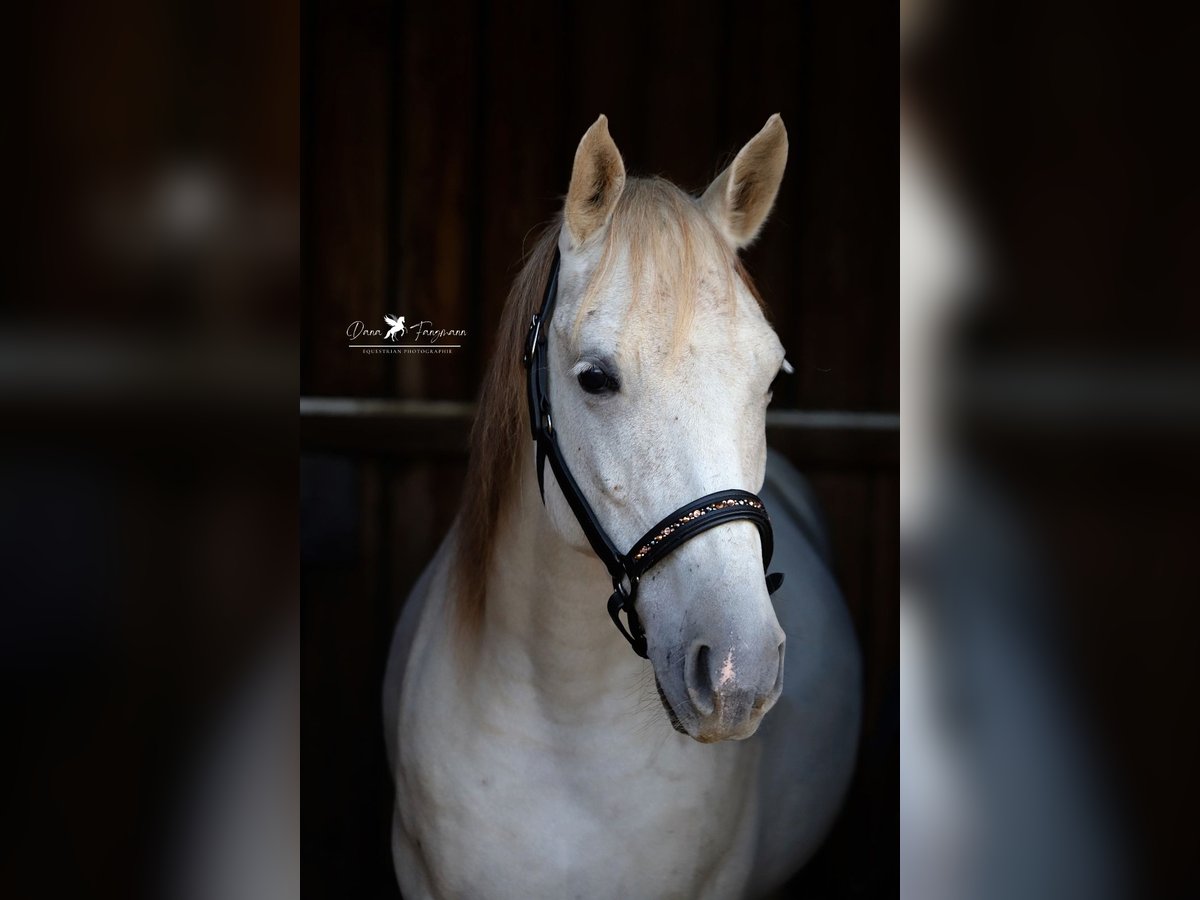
[475, 448, 646, 720]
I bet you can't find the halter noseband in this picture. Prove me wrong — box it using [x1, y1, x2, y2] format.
[522, 247, 784, 659]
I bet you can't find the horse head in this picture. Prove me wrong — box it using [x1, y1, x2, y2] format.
[540, 115, 792, 742]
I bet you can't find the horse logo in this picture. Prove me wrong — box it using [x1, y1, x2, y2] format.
[384, 315, 407, 341]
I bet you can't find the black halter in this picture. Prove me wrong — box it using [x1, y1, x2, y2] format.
[522, 247, 784, 658]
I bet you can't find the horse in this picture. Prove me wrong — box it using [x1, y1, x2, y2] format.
[384, 114, 862, 899]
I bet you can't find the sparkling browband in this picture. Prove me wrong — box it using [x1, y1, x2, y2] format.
[631, 497, 765, 562]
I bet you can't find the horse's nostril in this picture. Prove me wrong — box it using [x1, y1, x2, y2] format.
[685, 643, 714, 716]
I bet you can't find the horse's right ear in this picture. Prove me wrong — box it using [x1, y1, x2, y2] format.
[564, 115, 626, 250]
[701, 114, 788, 249]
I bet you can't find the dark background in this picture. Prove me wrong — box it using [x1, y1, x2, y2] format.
[903, 4, 1200, 896]
[301, 1, 896, 897]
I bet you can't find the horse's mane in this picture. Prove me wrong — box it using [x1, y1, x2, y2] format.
[452, 215, 560, 641]
[453, 177, 766, 639]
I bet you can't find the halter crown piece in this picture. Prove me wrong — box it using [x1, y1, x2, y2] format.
[522, 247, 784, 658]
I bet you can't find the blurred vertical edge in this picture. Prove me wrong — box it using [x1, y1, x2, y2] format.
[903, 2, 1200, 898]
[1, 2, 299, 899]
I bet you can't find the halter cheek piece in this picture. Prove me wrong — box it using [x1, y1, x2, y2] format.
[522, 247, 785, 659]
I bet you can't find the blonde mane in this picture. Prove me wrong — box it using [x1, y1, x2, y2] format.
[453, 177, 766, 638]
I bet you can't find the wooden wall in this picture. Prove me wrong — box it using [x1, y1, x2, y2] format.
[301, 1, 896, 897]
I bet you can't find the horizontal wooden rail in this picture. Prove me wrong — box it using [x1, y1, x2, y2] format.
[300, 398, 898, 467]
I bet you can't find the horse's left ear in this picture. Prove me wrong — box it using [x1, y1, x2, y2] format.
[701, 114, 789, 249]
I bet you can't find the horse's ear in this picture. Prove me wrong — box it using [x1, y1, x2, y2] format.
[701, 114, 788, 249]
[564, 115, 626, 249]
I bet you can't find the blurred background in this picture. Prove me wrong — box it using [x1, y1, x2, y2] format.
[901, 2, 1200, 899]
[300, 1, 896, 898]
[3, 2, 298, 899]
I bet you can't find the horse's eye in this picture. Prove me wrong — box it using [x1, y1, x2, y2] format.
[577, 366, 616, 394]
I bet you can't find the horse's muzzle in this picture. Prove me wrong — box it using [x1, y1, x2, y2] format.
[657, 635, 785, 742]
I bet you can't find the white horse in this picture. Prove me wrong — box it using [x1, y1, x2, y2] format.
[384, 115, 861, 899]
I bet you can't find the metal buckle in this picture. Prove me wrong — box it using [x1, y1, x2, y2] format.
[607, 575, 647, 658]
[523, 313, 541, 368]
[607, 589, 637, 645]
[613, 572, 637, 597]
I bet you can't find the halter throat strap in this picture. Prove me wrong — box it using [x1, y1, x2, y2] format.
[522, 247, 784, 658]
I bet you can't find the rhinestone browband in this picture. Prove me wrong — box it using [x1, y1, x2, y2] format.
[631, 497, 765, 562]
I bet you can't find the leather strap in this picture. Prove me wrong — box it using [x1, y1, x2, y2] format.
[625, 489, 776, 579]
[524, 251, 627, 581]
[523, 247, 784, 658]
